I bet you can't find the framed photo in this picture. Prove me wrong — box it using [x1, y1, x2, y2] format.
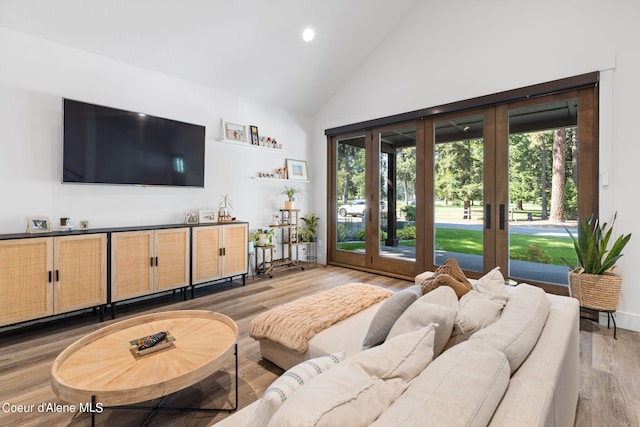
[221, 119, 248, 143]
[286, 159, 308, 181]
[185, 212, 199, 224]
[198, 210, 217, 224]
[249, 125, 259, 145]
[27, 216, 51, 234]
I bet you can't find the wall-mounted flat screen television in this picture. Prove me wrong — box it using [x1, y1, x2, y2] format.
[63, 99, 206, 187]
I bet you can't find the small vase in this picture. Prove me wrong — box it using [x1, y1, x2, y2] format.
[284, 201, 294, 210]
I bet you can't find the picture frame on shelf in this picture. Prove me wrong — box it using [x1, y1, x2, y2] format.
[249, 125, 259, 145]
[221, 119, 248, 143]
[185, 212, 199, 224]
[286, 159, 308, 181]
[27, 216, 51, 234]
[198, 210, 217, 224]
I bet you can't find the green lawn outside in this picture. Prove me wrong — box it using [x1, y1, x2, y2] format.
[338, 227, 577, 266]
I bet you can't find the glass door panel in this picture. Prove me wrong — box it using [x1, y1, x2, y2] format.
[335, 135, 367, 255]
[507, 99, 578, 285]
[433, 115, 485, 272]
[378, 125, 417, 262]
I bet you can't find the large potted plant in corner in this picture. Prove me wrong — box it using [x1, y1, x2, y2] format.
[281, 185, 302, 210]
[561, 213, 632, 311]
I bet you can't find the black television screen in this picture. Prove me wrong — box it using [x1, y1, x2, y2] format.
[63, 99, 205, 187]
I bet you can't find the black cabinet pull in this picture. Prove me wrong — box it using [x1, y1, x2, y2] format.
[48, 271, 52, 283]
[155, 256, 158, 266]
[55, 270, 60, 282]
[485, 204, 491, 229]
[499, 204, 506, 230]
[150, 257, 154, 267]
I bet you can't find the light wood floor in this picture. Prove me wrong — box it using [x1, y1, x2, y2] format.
[0, 265, 638, 426]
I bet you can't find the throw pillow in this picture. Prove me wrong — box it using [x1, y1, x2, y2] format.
[418, 258, 473, 298]
[475, 266, 509, 304]
[386, 286, 458, 357]
[362, 285, 422, 349]
[267, 325, 437, 427]
[248, 352, 345, 427]
[452, 290, 506, 337]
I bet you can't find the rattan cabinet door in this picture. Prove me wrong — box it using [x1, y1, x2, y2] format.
[0, 238, 54, 327]
[192, 226, 222, 284]
[53, 234, 107, 314]
[155, 228, 190, 291]
[111, 231, 154, 302]
[222, 223, 248, 277]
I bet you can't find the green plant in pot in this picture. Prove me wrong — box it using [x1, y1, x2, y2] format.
[252, 228, 275, 246]
[561, 213, 631, 311]
[281, 185, 302, 210]
[300, 213, 319, 242]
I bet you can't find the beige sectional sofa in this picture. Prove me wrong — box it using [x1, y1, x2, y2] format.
[216, 272, 580, 427]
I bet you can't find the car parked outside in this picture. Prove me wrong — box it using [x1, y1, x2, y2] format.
[338, 200, 388, 216]
[338, 199, 367, 217]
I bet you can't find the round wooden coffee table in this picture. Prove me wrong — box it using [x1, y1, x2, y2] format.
[51, 310, 238, 422]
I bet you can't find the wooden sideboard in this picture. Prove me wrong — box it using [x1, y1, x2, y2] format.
[0, 222, 248, 328]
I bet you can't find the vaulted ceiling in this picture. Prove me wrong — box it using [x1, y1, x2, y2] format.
[0, 0, 421, 116]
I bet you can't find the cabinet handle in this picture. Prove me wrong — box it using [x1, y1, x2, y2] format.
[56, 270, 60, 282]
[223, 248, 226, 256]
[150, 257, 154, 267]
[48, 271, 52, 283]
[155, 256, 158, 266]
[499, 204, 506, 230]
[219, 248, 223, 256]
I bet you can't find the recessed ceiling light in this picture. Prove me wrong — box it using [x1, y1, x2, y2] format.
[302, 27, 315, 42]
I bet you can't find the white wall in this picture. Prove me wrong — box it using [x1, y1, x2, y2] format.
[0, 27, 314, 240]
[315, 0, 640, 331]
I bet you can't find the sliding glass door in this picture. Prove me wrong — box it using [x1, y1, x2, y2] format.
[503, 93, 594, 286]
[432, 113, 487, 273]
[329, 123, 419, 275]
[327, 81, 598, 290]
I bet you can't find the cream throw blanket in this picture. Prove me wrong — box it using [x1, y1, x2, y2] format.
[249, 283, 393, 353]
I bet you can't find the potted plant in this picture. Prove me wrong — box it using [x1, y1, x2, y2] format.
[281, 185, 302, 210]
[252, 228, 275, 246]
[300, 213, 320, 242]
[561, 213, 632, 311]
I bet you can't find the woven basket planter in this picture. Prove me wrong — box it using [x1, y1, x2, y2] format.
[568, 268, 621, 311]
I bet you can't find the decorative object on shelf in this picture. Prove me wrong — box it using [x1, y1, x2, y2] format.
[199, 210, 217, 224]
[250, 125, 259, 145]
[27, 216, 51, 234]
[185, 212, 199, 224]
[79, 220, 89, 230]
[221, 119, 248, 143]
[286, 159, 308, 181]
[562, 213, 632, 313]
[300, 213, 320, 242]
[218, 194, 233, 222]
[252, 228, 275, 246]
[281, 185, 302, 210]
[259, 136, 281, 149]
[59, 217, 74, 231]
[277, 167, 287, 179]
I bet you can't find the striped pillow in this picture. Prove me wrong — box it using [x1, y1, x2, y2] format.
[248, 352, 345, 427]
